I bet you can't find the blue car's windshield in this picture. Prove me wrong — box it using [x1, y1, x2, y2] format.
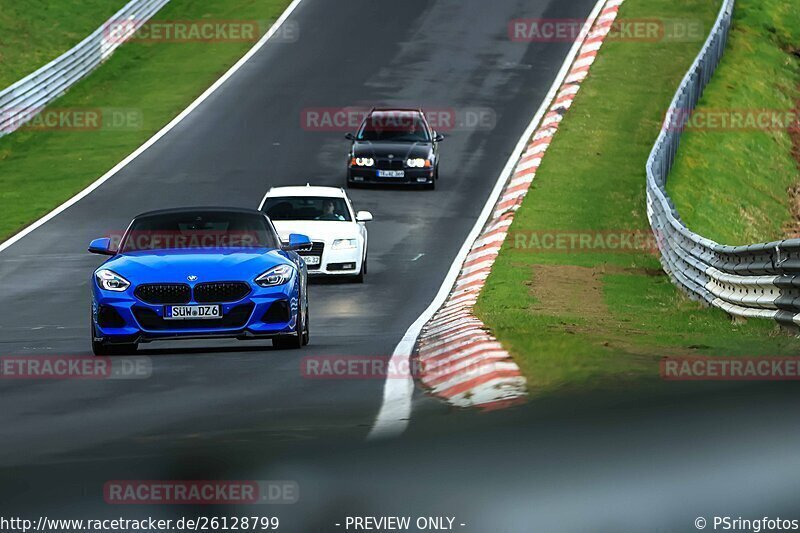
[120, 211, 279, 252]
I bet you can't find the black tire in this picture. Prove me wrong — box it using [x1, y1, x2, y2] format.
[92, 336, 110, 356]
[301, 308, 310, 346]
[424, 168, 437, 190]
[91, 325, 137, 355]
[352, 256, 366, 283]
[273, 303, 305, 350]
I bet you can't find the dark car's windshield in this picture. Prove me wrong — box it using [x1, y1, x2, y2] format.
[356, 112, 430, 143]
[120, 211, 279, 252]
[262, 197, 352, 222]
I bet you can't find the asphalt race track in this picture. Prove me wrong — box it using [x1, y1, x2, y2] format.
[0, 0, 599, 467]
[4, 0, 800, 528]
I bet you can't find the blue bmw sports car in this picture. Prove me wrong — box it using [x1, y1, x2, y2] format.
[88, 207, 311, 355]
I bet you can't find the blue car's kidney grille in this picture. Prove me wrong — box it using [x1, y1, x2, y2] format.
[194, 282, 250, 303]
[135, 283, 191, 305]
[132, 303, 254, 330]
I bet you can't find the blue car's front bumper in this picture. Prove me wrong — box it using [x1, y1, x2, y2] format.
[92, 280, 300, 344]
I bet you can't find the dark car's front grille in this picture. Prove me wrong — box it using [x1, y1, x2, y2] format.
[135, 283, 191, 305]
[194, 282, 251, 303]
[298, 242, 324, 271]
[133, 303, 255, 331]
[375, 158, 405, 170]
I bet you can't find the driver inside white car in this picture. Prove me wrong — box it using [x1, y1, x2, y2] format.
[317, 199, 346, 221]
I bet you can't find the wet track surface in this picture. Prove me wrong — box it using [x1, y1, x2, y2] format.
[0, 0, 597, 467]
[2, 0, 799, 528]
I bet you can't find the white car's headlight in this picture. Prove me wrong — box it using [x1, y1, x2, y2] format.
[95, 269, 130, 292]
[255, 264, 294, 287]
[332, 238, 358, 250]
[406, 158, 431, 168]
[351, 157, 374, 167]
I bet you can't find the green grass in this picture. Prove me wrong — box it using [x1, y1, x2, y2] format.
[0, 0, 130, 89]
[475, 0, 800, 396]
[667, 0, 800, 244]
[0, 0, 291, 240]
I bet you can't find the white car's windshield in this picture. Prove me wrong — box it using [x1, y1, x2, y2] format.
[262, 196, 352, 222]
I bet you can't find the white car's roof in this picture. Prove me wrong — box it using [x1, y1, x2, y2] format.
[265, 185, 347, 198]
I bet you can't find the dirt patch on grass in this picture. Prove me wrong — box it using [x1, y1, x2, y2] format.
[527, 264, 683, 356]
[785, 184, 800, 238]
[527, 264, 607, 317]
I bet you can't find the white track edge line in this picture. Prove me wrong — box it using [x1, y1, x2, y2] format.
[367, 0, 609, 440]
[0, 0, 305, 255]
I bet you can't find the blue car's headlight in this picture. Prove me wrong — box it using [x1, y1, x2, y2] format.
[255, 264, 294, 287]
[95, 269, 130, 292]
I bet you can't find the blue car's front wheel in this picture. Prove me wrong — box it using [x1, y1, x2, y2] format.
[91, 323, 138, 356]
[272, 300, 308, 350]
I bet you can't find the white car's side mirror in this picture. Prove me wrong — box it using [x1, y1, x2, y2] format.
[356, 211, 373, 222]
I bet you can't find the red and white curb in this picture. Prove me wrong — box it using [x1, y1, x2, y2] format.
[415, 0, 625, 409]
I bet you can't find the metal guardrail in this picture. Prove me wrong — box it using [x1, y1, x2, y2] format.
[0, 0, 171, 137]
[646, 0, 800, 328]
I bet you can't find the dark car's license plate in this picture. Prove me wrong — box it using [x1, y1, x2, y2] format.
[377, 170, 405, 178]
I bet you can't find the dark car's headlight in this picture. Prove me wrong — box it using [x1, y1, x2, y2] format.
[406, 158, 432, 168]
[350, 157, 374, 167]
[95, 269, 130, 292]
[255, 264, 294, 287]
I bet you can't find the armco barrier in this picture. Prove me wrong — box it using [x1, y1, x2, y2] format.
[646, 0, 800, 328]
[0, 0, 171, 137]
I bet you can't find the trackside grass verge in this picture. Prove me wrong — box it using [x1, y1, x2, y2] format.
[667, 0, 800, 244]
[475, 0, 800, 396]
[0, 0, 129, 88]
[0, 0, 291, 240]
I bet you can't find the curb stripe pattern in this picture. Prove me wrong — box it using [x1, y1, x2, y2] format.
[414, 0, 624, 409]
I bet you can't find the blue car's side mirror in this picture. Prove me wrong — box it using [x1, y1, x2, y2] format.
[284, 233, 312, 251]
[88, 237, 116, 256]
